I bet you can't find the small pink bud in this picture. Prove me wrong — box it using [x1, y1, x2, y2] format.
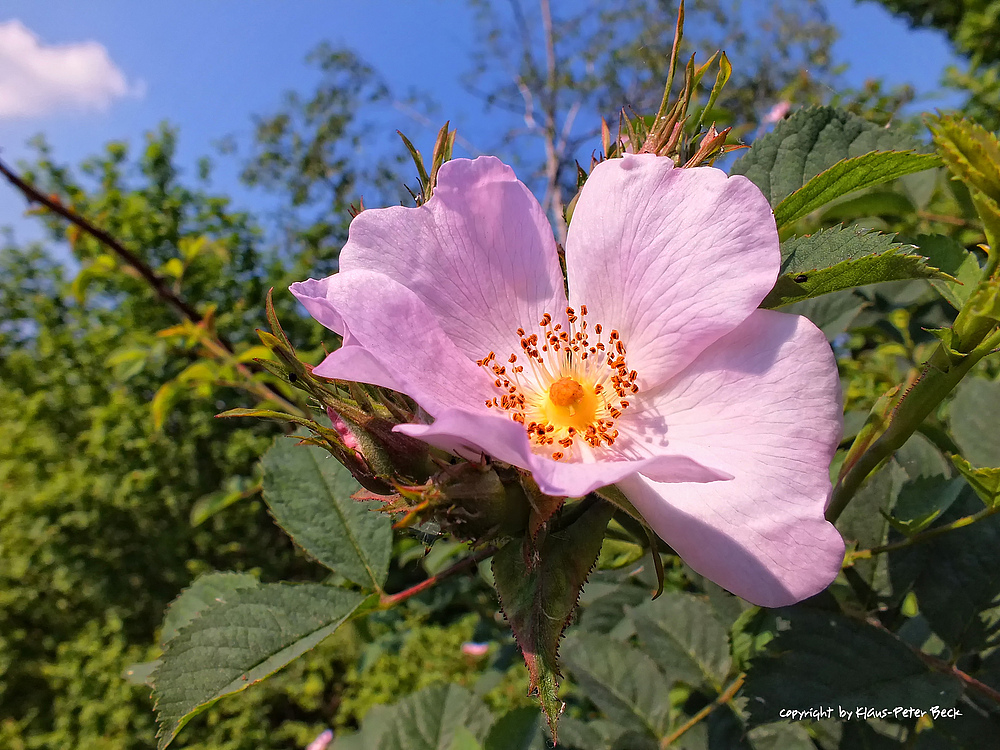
[763, 100, 791, 124]
[306, 729, 334, 750]
[461, 641, 490, 658]
[326, 407, 358, 450]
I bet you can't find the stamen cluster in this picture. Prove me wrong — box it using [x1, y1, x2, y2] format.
[476, 305, 639, 460]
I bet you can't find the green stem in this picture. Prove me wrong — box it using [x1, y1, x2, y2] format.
[849, 502, 1000, 561]
[827, 327, 1000, 523]
[659, 673, 745, 748]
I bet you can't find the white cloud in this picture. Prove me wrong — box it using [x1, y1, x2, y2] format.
[0, 20, 143, 119]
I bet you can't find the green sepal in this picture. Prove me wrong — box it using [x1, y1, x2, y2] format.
[491, 499, 614, 742]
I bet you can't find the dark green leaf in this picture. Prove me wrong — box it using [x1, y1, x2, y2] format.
[262, 436, 392, 589]
[915, 235, 983, 310]
[745, 724, 818, 750]
[557, 717, 632, 750]
[741, 607, 963, 725]
[578, 581, 649, 635]
[762, 226, 943, 308]
[949, 378, 1000, 468]
[732, 106, 925, 207]
[562, 632, 671, 737]
[152, 583, 366, 749]
[629, 592, 732, 692]
[889, 476, 965, 535]
[484, 707, 544, 750]
[492, 500, 613, 740]
[836, 461, 906, 594]
[896, 432, 950, 480]
[378, 684, 493, 750]
[160, 571, 259, 644]
[890, 490, 1000, 652]
[781, 289, 865, 340]
[773, 150, 940, 228]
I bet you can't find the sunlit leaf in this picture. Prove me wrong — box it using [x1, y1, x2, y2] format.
[761, 226, 944, 308]
[262, 436, 392, 590]
[152, 583, 366, 749]
[773, 150, 939, 229]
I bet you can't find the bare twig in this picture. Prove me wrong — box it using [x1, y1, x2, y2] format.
[0, 156, 208, 331]
[0, 155, 303, 415]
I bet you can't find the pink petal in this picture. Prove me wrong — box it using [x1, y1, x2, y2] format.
[294, 269, 497, 416]
[291, 278, 402, 391]
[339, 156, 567, 362]
[312, 342, 403, 392]
[397, 408, 730, 499]
[617, 310, 844, 606]
[565, 154, 779, 390]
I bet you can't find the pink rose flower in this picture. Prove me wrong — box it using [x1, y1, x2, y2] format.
[291, 154, 844, 607]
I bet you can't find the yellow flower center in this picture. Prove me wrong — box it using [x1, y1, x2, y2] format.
[476, 305, 639, 461]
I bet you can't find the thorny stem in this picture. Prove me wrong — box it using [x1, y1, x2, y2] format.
[0, 156, 304, 416]
[849, 502, 1000, 561]
[659, 673, 745, 748]
[0, 157, 208, 330]
[378, 545, 497, 608]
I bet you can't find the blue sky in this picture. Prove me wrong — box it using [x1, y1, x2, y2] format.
[0, 0, 964, 243]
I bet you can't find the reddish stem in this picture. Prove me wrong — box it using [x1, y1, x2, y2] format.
[380, 545, 497, 608]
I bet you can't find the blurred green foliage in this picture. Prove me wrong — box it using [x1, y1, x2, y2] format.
[3, 2, 1000, 747]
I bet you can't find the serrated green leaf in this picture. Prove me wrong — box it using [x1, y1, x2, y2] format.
[915, 234, 983, 310]
[761, 226, 941, 308]
[773, 150, 939, 228]
[376, 684, 493, 750]
[889, 476, 965, 535]
[160, 571, 259, 644]
[152, 583, 365, 749]
[890, 490, 1000, 652]
[492, 500, 614, 741]
[483, 707, 544, 750]
[951, 455, 1000, 508]
[741, 607, 963, 725]
[731, 106, 925, 207]
[949, 377, 1000, 468]
[629, 592, 732, 692]
[562, 633, 671, 738]
[262, 436, 391, 590]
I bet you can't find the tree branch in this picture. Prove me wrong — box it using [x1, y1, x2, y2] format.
[0, 156, 208, 332]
